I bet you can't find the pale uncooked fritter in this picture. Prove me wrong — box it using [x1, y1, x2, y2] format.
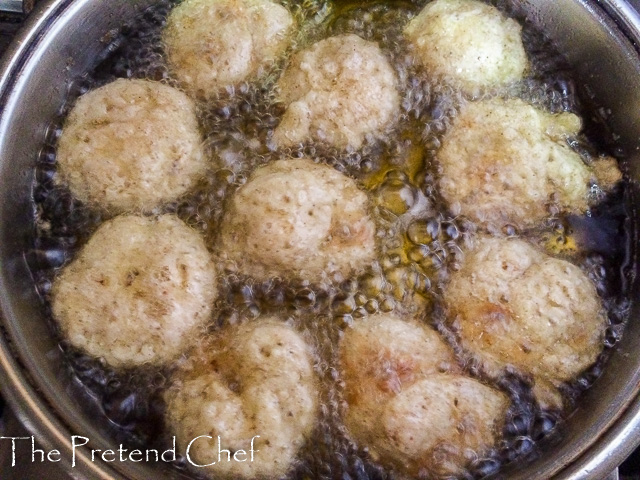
[56, 78, 207, 212]
[218, 158, 376, 283]
[51, 215, 217, 368]
[273, 34, 400, 150]
[340, 314, 508, 477]
[444, 236, 607, 407]
[165, 320, 318, 478]
[163, 0, 294, 98]
[404, 0, 527, 92]
[438, 98, 622, 228]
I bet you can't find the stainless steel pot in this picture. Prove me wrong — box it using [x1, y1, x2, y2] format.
[0, 0, 639, 479]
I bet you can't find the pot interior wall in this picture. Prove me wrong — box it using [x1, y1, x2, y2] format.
[0, 0, 639, 479]
[0, 1, 184, 478]
[497, 1, 640, 478]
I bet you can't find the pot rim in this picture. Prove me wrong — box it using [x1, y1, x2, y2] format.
[0, 3, 158, 479]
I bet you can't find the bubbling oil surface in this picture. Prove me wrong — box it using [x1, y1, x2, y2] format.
[28, 0, 631, 478]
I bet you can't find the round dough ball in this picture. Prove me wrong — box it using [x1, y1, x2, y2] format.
[218, 158, 376, 283]
[56, 79, 207, 212]
[404, 0, 527, 91]
[163, 0, 294, 98]
[273, 34, 400, 150]
[382, 374, 508, 477]
[341, 314, 458, 441]
[165, 319, 318, 478]
[52, 215, 217, 368]
[437, 98, 620, 229]
[445, 236, 607, 395]
[340, 314, 506, 476]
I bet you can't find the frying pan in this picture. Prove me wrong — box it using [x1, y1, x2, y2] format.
[0, 0, 639, 478]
